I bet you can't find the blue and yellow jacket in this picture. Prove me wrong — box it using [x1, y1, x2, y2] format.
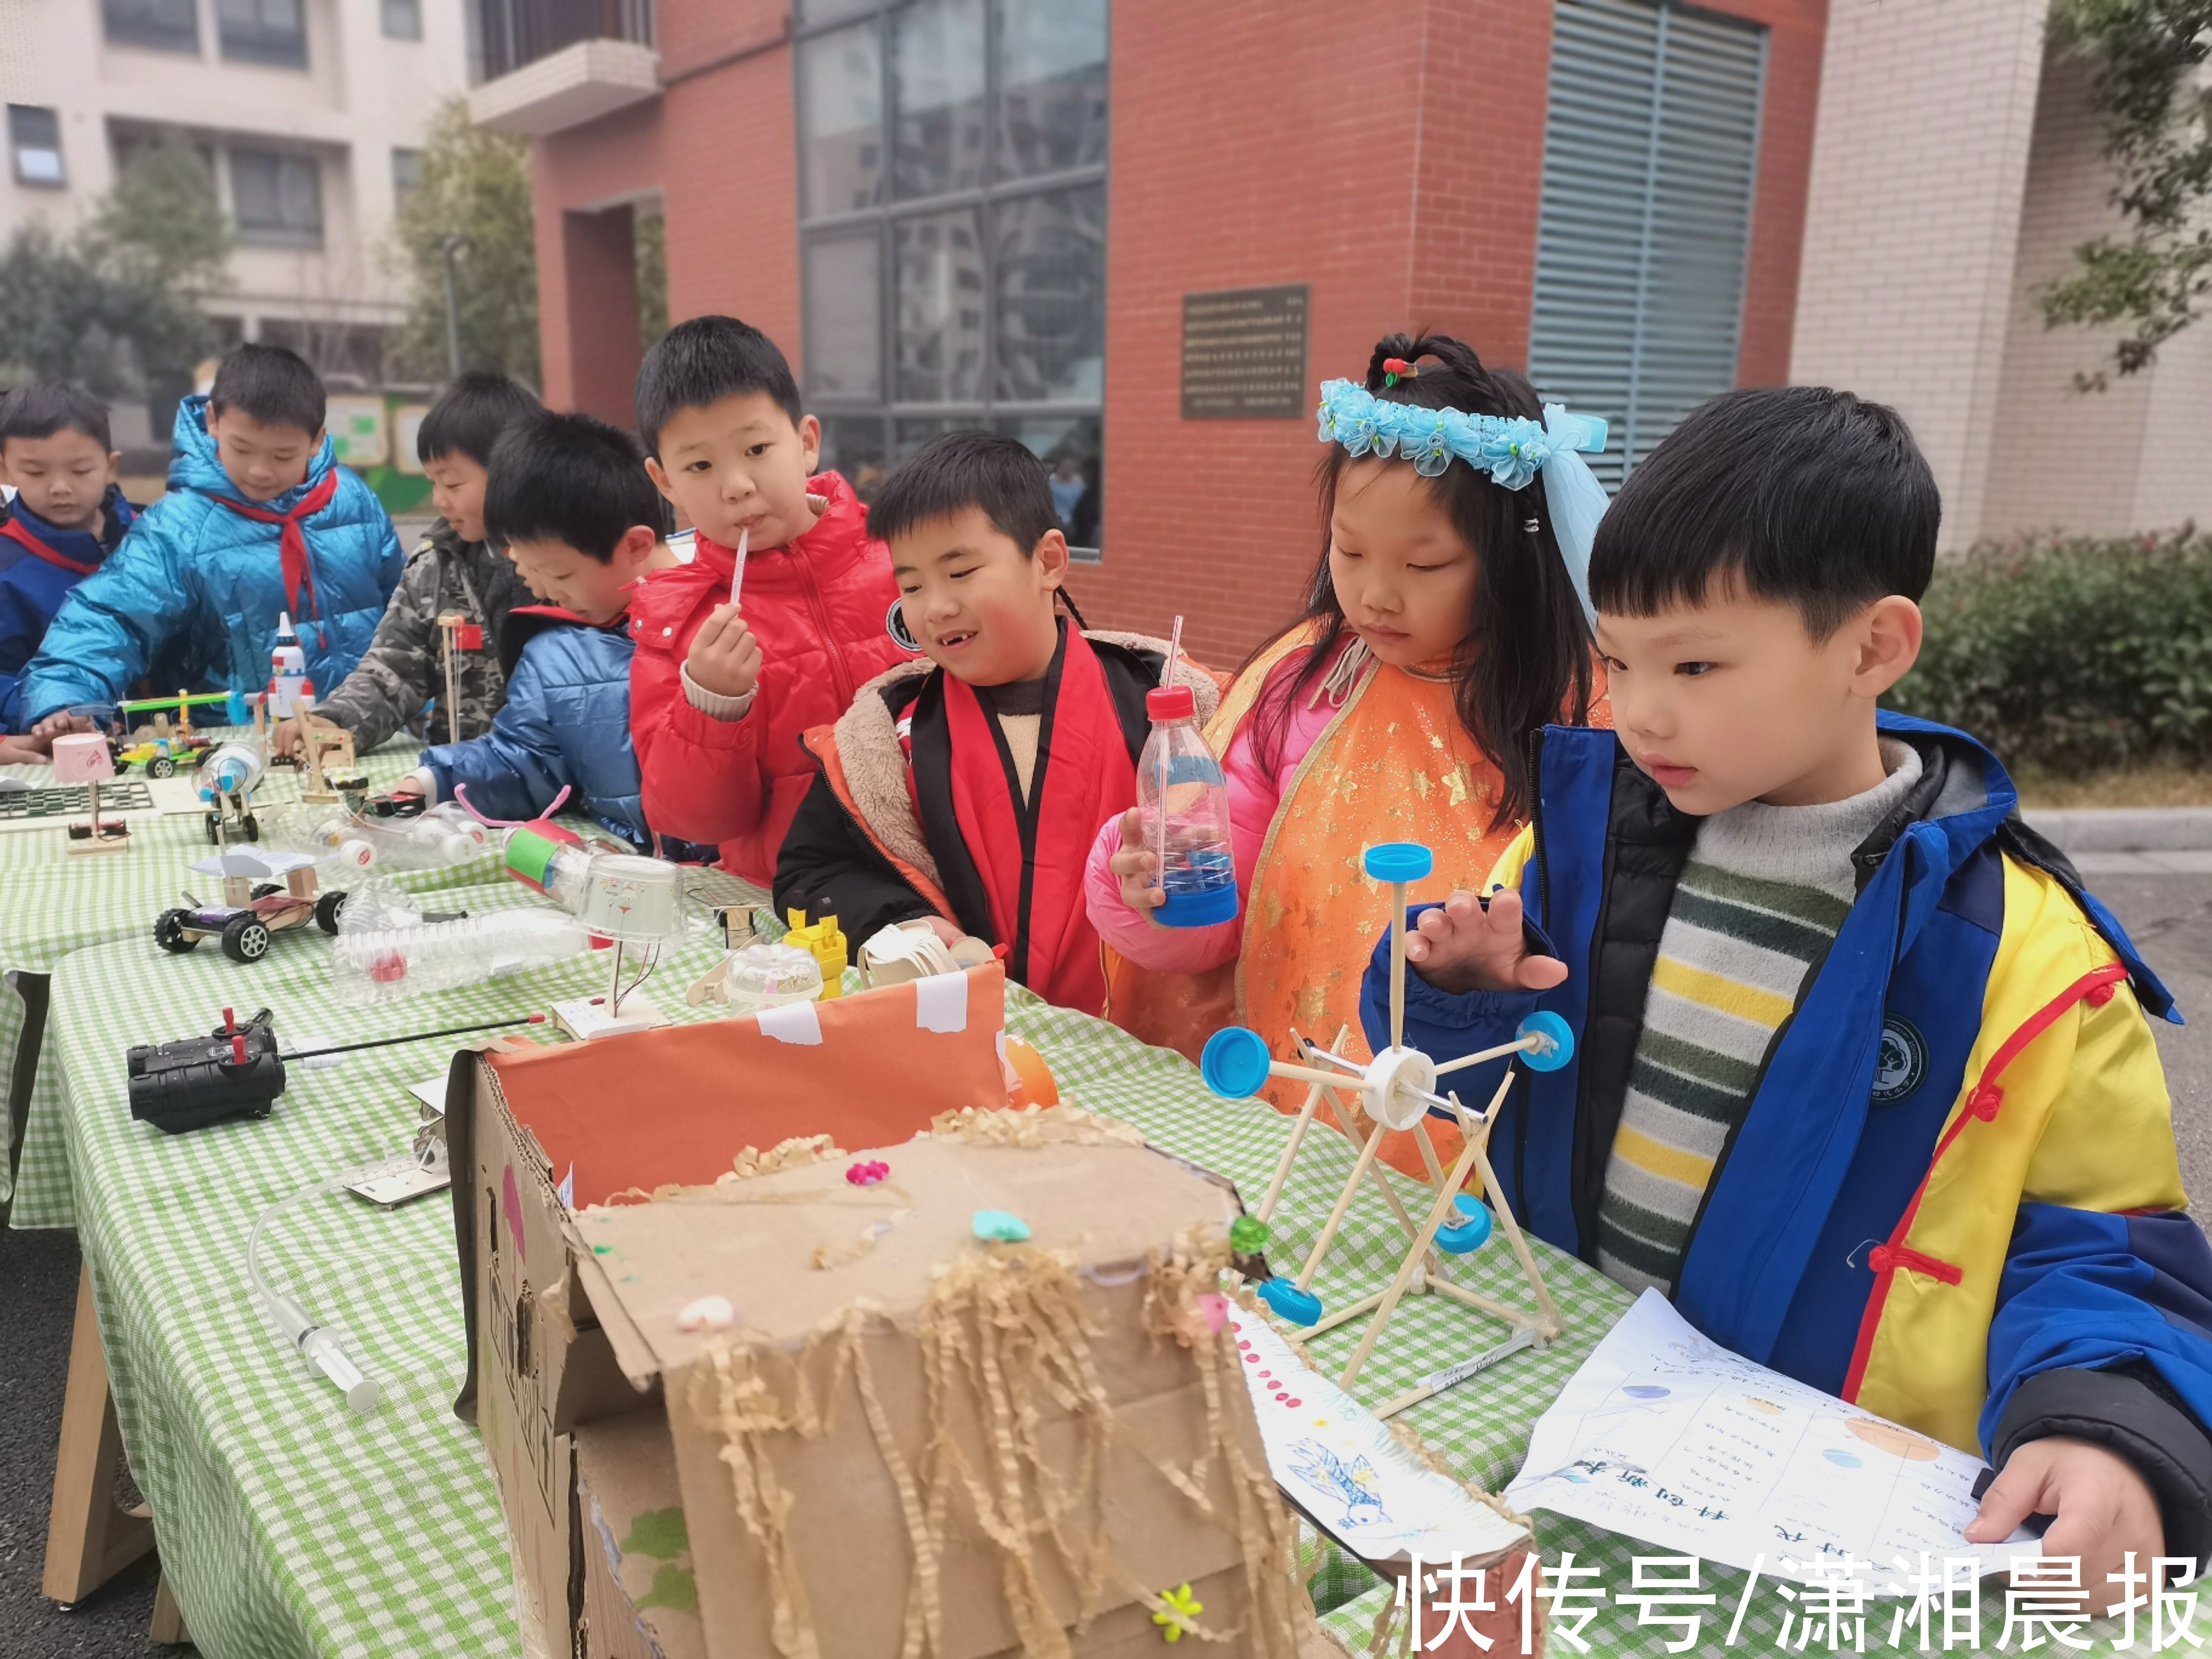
[0, 485, 134, 729]
[19, 397, 402, 722]
[1363, 715, 2212, 1553]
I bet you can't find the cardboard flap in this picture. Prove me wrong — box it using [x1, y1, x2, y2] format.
[567, 1225, 667, 1392]
[485, 964, 1011, 1210]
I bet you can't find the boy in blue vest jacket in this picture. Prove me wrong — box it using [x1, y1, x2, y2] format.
[20, 344, 402, 731]
[0, 385, 134, 733]
[392, 409, 676, 851]
[1366, 387, 2211, 1593]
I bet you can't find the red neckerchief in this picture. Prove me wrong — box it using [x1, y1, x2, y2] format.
[212, 470, 340, 628]
[0, 514, 101, 576]
[939, 627, 1134, 1015]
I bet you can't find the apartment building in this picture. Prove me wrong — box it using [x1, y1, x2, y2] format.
[0, 0, 471, 445]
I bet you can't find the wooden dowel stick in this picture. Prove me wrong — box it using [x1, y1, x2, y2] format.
[1411, 1120, 1447, 1189]
[1426, 1278, 1533, 1327]
[1468, 1136, 1563, 1340]
[1389, 879, 1407, 1054]
[1301, 1287, 1389, 1338]
[1337, 1067, 1516, 1391]
[1267, 1060, 1365, 1093]
[1293, 1118, 1392, 1293]
[1256, 1025, 1348, 1223]
[1432, 1031, 1543, 1077]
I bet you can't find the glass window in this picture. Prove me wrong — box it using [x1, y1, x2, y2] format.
[894, 208, 986, 404]
[799, 24, 883, 218]
[1003, 414, 1101, 553]
[996, 0, 1106, 178]
[890, 0, 986, 200]
[217, 0, 305, 65]
[817, 415, 890, 499]
[993, 185, 1104, 402]
[9, 106, 64, 186]
[391, 147, 422, 199]
[102, 0, 198, 51]
[803, 232, 883, 399]
[797, 0, 879, 24]
[381, 0, 421, 38]
[231, 147, 322, 246]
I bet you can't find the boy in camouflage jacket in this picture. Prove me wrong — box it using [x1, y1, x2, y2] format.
[276, 373, 539, 757]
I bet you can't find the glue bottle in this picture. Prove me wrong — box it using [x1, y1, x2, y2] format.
[1135, 685, 1237, 927]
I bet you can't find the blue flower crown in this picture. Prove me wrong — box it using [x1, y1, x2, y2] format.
[1315, 377, 1607, 491]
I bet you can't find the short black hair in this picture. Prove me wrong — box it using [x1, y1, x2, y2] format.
[0, 384, 111, 453]
[633, 315, 802, 457]
[207, 343, 326, 436]
[417, 372, 541, 467]
[870, 431, 1059, 553]
[483, 410, 668, 563]
[1589, 386, 1940, 637]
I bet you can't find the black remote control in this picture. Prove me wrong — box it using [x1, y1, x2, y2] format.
[126, 1008, 288, 1134]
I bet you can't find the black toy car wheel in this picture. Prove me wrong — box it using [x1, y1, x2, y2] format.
[221, 915, 271, 963]
[314, 889, 347, 934]
[147, 756, 176, 778]
[244, 815, 261, 842]
[153, 910, 198, 953]
[204, 814, 220, 844]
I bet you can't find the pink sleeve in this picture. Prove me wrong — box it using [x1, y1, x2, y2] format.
[1082, 815, 1242, 974]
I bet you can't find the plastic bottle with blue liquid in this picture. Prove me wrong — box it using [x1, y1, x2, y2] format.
[1135, 681, 1237, 928]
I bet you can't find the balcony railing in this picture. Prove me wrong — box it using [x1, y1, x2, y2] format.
[476, 0, 653, 83]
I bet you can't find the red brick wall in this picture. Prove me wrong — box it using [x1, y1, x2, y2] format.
[1729, 0, 1828, 388]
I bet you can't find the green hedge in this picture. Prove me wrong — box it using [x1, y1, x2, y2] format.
[1885, 530, 2212, 772]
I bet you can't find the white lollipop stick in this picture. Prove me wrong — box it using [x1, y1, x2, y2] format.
[727, 526, 749, 610]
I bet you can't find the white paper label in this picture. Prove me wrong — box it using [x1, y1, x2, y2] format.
[756, 1000, 824, 1046]
[914, 971, 968, 1034]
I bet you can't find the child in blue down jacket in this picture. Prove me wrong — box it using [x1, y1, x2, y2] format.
[393, 411, 678, 851]
[0, 385, 134, 732]
[20, 344, 401, 729]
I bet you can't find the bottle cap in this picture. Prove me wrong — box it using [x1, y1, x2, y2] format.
[1146, 685, 1196, 721]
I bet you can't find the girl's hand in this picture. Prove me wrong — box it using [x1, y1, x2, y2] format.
[687, 604, 761, 701]
[1403, 888, 1568, 995]
[925, 915, 967, 946]
[1968, 1436, 2164, 1607]
[1108, 808, 1163, 911]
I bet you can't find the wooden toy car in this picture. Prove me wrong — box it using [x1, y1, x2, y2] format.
[154, 850, 347, 963]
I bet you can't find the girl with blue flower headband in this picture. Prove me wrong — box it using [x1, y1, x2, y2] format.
[1085, 332, 1613, 1176]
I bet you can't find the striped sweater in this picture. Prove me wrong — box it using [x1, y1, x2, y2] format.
[1595, 741, 1923, 1295]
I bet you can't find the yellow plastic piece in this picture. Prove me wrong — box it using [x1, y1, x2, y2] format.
[784, 909, 849, 1000]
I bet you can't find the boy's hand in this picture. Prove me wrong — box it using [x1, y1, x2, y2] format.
[686, 604, 761, 701]
[29, 710, 97, 741]
[1968, 1436, 2164, 1602]
[270, 713, 341, 758]
[0, 733, 53, 764]
[1108, 808, 1164, 912]
[1402, 888, 1568, 995]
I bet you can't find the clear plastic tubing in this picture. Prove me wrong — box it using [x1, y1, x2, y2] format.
[1135, 683, 1238, 927]
[332, 909, 589, 1004]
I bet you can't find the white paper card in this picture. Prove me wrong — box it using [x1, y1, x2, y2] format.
[913, 971, 967, 1034]
[1503, 1290, 2035, 1577]
[756, 999, 823, 1046]
[1230, 1307, 1527, 1567]
[406, 1075, 448, 1114]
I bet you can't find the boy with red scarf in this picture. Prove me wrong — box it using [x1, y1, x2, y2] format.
[775, 432, 1216, 1016]
[629, 316, 912, 885]
[0, 385, 133, 740]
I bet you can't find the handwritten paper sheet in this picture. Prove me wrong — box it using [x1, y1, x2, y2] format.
[1504, 1290, 2036, 1576]
[1231, 1307, 1528, 1568]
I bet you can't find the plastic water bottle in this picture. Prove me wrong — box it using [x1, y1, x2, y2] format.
[196, 742, 263, 801]
[329, 881, 589, 1005]
[1135, 684, 1237, 927]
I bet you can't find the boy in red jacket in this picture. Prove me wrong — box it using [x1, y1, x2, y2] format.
[629, 316, 912, 884]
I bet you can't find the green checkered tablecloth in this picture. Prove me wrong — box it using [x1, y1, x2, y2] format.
[50, 884, 2123, 1658]
[7, 731, 517, 1226]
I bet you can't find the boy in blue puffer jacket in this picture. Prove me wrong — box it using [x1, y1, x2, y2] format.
[20, 344, 402, 731]
[392, 410, 677, 851]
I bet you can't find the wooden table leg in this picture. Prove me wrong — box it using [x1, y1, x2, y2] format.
[42, 1262, 156, 1604]
[150, 1573, 189, 1644]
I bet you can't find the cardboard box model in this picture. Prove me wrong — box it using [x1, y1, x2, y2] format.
[450, 962, 1302, 1659]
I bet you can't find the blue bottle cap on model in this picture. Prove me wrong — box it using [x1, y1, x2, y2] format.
[1517, 1010, 1576, 1071]
[1435, 1194, 1493, 1255]
[1363, 842, 1434, 885]
[1201, 1026, 1273, 1099]
[1258, 1279, 1324, 1325]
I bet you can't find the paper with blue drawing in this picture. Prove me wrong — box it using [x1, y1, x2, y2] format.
[1504, 1290, 2038, 1577]
[1230, 1306, 1529, 1568]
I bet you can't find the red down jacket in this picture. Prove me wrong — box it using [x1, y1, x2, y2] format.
[629, 471, 912, 885]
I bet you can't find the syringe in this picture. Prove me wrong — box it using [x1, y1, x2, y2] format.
[260, 1286, 382, 1413]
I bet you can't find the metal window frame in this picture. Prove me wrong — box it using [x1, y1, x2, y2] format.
[793, 0, 1108, 550]
[8, 104, 65, 187]
[101, 0, 200, 52]
[229, 144, 324, 247]
[215, 0, 309, 67]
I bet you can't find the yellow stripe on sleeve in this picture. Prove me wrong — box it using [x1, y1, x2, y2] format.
[1651, 957, 1796, 1029]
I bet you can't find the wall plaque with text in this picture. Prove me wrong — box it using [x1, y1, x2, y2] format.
[1180, 285, 1310, 419]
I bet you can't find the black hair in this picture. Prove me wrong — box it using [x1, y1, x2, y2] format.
[1588, 386, 1939, 637]
[483, 410, 669, 562]
[870, 430, 1060, 553]
[417, 371, 541, 468]
[1250, 331, 1594, 831]
[633, 315, 802, 457]
[0, 383, 112, 453]
[207, 342, 325, 436]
